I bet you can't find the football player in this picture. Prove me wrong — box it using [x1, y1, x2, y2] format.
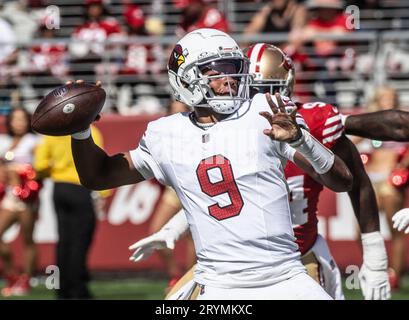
[130, 43, 391, 300]
[247, 43, 390, 300]
[342, 108, 409, 237]
[71, 29, 352, 299]
[343, 110, 409, 142]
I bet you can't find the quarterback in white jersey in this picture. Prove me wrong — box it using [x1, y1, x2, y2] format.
[131, 93, 310, 288]
[70, 29, 352, 299]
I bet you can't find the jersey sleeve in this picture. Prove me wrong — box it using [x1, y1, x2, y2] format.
[129, 126, 167, 184]
[301, 102, 344, 149]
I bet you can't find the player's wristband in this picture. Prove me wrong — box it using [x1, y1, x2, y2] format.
[289, 128, 335, 174]
[162, 209, 189, 241]
[340, 113, 349, 127]
[361, 231, 388, 270]
[71, 127, 91, 140]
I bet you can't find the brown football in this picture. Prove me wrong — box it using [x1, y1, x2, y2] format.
[31, 83, 106, 136]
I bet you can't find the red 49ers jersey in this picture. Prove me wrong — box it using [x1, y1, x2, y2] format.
[176, 7, 230, 37]
[284, 101, 344, 255]
[121, 43, 164, 75]
[73, 19, 122, 55]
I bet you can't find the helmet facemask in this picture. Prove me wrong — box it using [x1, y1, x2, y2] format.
[251, 68, 294, 97]
[193, 56, 251, 114]
[244, 43, 295, 99]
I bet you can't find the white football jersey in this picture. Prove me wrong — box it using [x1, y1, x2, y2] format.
[130, 93, 306, 288]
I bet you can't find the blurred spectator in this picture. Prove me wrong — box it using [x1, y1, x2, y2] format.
[120, 4, 165, 76]
[0, 161, 6, 203]
[113, 4, 166, 115]
[24, 23, 68, 81]
[244, 0, 306, 37]
[354, 86, 407, 290]
[384, 41, 409, 77]
[70, 0, 122, 60]
[0, 17, 18, 70]
[0, 81, 20, 116]
[34, 126, 104, 299]
[0, 107, 41, 297]
[116, 84, 163, 116]
[27, 0, 44, 8]
[298, 0, 349, 56]
[346, 0, 380, 9]
[287, 0, 350, 104]
[0, 15, 20, 114]
[175, 0, 230, 38]
[0, 0, 41, 43]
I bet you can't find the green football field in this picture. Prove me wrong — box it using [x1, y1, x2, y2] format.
[1, 275, 409, 300]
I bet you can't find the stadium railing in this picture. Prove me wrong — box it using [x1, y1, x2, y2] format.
[1, 31, 409, 114]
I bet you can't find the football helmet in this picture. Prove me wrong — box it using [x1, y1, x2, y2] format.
[244, 43, 295, 97]
[168, 28, 251, 114]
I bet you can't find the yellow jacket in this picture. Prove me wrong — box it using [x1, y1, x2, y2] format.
[34, 126, 103, 185]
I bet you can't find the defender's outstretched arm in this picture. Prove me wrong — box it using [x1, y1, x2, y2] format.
[345, 110, 409, 141]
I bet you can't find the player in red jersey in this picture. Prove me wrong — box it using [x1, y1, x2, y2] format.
[246, 43, 389, 300]
[129, 43, 390, 300]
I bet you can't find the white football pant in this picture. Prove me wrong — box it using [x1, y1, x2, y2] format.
[304, 234, 344, 300]
[196, 273, 332, 300]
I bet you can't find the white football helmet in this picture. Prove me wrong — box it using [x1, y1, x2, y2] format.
[168, 28, 251, 114]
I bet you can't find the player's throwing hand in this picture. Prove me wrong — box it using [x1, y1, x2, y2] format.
[259, 92, 302, 143]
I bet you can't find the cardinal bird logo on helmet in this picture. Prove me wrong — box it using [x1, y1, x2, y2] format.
[169, 44, 187, 73]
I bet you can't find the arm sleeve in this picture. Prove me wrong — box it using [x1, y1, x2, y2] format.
[277, 142, 296, 162]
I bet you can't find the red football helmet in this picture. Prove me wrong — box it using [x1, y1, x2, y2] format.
[244, 43, 295, 97]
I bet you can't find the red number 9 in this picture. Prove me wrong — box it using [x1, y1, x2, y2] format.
[196, 155, 244, 221]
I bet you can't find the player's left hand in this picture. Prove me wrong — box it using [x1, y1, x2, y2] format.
[128, 229, 177, 262]
[392, 208, 409, 234]
[359, 264, 391, 300]
[259, 92, 302, 143]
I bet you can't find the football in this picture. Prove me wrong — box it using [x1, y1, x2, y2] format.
[31, 82, 106, 136]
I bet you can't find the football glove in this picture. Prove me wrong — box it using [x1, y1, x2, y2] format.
[359, 232, 391, 300]
[129, 209, 189, 262]
[392, 208, 409, 234]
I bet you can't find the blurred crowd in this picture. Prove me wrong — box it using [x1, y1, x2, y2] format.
[0, 0, 409, 115]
